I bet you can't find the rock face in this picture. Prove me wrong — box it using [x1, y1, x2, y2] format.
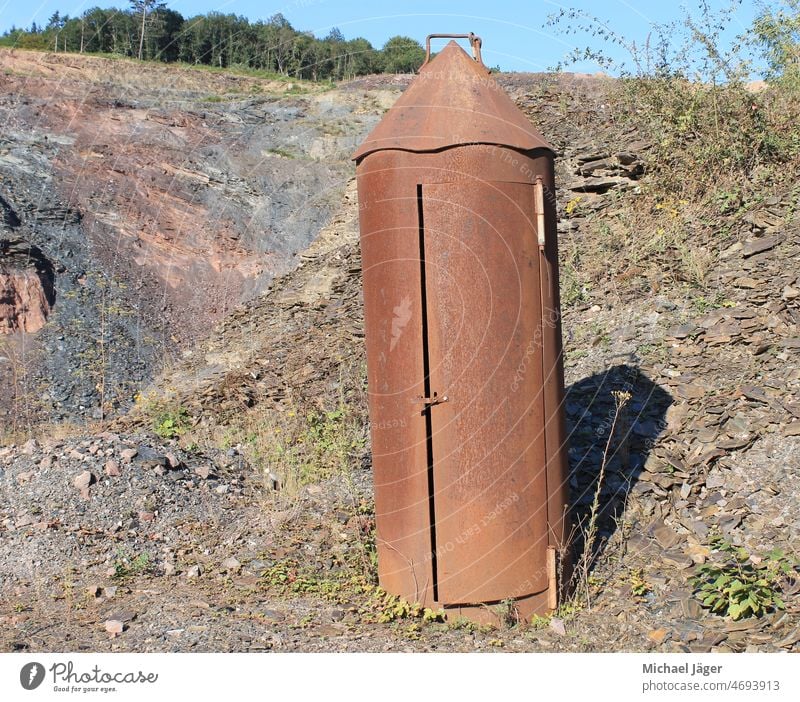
[0, 267, 50, 333]
[0, 239, 55, 334]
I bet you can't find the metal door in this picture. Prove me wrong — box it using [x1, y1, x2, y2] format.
[358, 188, 434, 604]
[421, 180, 550, 604]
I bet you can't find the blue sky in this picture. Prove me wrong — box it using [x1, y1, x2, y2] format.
[0, 0, 763, 74]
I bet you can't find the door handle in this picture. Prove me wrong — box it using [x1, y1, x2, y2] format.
[415, 392, 449, 407]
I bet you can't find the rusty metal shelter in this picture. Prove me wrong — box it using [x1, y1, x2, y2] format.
[353, 35, 570, 623]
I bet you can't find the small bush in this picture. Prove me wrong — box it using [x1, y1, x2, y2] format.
[751, 0, 800, 89]
[547, 2, 800, 197]
[229, 397, 367, 495]
[112, 549, 153, 579]
[151, 405, 191, 439]
[265, 146, 296, 159]
[689, 538, 797, 620]
[367, 587, 445, 624]
[629, 568, 652, 597]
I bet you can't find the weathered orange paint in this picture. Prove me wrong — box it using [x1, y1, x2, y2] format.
[353, 38, 570, 623]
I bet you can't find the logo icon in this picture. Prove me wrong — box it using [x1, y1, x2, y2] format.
[20, 662, 45, 690]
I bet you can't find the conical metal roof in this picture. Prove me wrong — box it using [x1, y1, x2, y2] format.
[352, 41, 553, 161]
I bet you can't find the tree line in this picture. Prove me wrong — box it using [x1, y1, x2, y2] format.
[0, 1, 429, 80]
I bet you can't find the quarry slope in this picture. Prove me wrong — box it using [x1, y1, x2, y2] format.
[0, 48, 394, 425]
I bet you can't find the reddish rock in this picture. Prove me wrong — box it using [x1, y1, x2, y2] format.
[73, 470, 95, 490]
[104, 619, 124, 636]
[0, 266, 51, 334]
[120, 448, 138, 462]
[648, 628, 669, 645]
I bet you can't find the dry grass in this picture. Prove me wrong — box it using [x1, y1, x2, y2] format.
[0, 419, 92, 447]
[0, 47, 321, 96]
[183, 359, 370, 501]
[571, 389, 632, 610]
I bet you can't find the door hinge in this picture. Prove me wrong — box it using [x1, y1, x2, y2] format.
[534, 177, 546, 250]
[547, 545, 558, 610]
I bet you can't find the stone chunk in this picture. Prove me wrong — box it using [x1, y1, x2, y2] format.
[741, 236, 779, 257]
[73, 470, 95, 490]
[650, 520, 682, 549]
[104, 619, 124, 636]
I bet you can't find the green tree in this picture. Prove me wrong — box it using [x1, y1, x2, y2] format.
[382, 35, 424, 73]
[326, 27, 345, 44]
[47, 11, 65, 51]
[0, 5, 437, 81]
[269, 14, 297, 75]
[129, 0, 166, 60]
[752, 0, 800, 86]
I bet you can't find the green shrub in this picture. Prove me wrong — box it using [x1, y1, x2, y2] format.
[112, 549, 153, 579]
[549, 2, 800, 198]
[752, 0, 800, 89]
[689, 537, 797, 620]
[152, 406, 191, 439]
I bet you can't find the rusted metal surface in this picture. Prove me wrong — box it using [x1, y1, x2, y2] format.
[351, 41, 552, 161]
[424, 179, 549, 604]
[353, 38, 569, 621]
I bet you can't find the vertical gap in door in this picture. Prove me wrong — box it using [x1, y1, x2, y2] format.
[417, 183, 439, 602]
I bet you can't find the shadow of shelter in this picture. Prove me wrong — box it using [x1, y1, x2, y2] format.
[564, 361, 674, 577]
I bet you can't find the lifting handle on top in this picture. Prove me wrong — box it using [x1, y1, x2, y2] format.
[420, 33, 484, 71]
